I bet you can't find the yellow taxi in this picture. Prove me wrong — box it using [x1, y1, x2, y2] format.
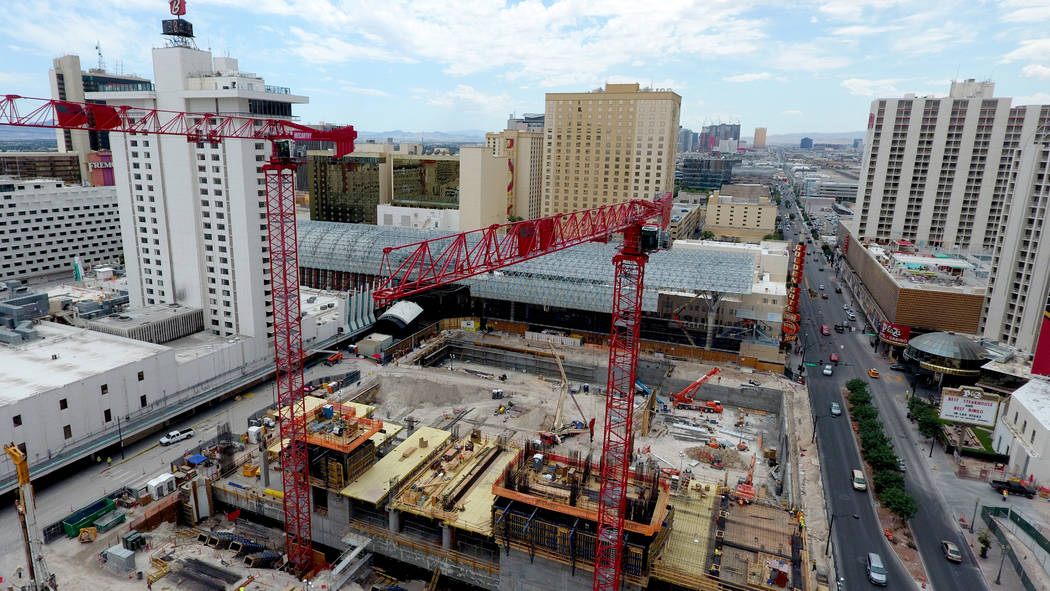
[867, 368, 880, 378]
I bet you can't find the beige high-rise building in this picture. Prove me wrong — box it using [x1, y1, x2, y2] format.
[753, 127, 767, 148]
[485, 129, 544, 220]
[703, 184, 778, 242]
[541, 83, 680, 215]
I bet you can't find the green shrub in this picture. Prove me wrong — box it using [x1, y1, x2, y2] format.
[873, 468, 905, 493]
[881, 487, 919, 520]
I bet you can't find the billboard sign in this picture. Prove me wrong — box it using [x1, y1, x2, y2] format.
[879, 322, 910, 346]
[938, 386, 1001, 428]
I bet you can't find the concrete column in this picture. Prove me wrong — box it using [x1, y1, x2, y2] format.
[388, 508, 401, 533]
[442, 524, 452, 549]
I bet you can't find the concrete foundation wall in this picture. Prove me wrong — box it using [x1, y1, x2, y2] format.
[497, 547, 643, 591]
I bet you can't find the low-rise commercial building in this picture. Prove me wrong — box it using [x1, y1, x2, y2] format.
[702, 184, 777, 243]
[992, 377, 1050, 484]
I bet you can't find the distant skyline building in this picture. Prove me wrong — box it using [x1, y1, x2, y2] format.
[49, 54, 152, 182]
[89, 44, 306, 355]
[0, 178, 121, 282]
[678, 154, 735, 191]
[541, 83, 681, 215]
[698, 123, 740, 152]
[753, 127, 767, 149]
[0, 152, 82, 185]
[507, 113, 544, 132]
[678, 127, 696, 153]
[799, 137, 814, 149]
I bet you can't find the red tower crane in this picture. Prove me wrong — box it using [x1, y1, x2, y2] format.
[0, 94, 357, 573]
[373, 195, 673, 591]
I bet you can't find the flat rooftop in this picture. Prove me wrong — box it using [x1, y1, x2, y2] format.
[340, 426, 451, 505]
[1009, 378, 1050, 431]
[0, 321, 167, 404]
[863, 245, 989, 294]
[88, 302, 200, 328]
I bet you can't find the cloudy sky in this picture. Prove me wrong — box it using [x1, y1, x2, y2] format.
[2, 0, 1048, 135]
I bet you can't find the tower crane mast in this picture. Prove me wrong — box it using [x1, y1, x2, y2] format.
[373, 194, 673, 591]
[0, 94, 357, 574]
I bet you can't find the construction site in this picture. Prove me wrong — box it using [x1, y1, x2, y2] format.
[18, 326, 820, 591]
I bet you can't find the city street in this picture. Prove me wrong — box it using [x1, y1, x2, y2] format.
[785, 190, 993, 591]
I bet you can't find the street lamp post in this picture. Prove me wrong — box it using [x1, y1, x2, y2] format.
[995, 543, 1009, 584]
[825, 513, 859, 556]
[116, 415, 125, 460]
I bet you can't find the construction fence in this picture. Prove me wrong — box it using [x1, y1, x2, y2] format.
[981, 505, 1041, 591]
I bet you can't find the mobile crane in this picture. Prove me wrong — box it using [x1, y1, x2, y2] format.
[670, 367, 723, 412]
[538, 340, 594, 446]
[5, 443, 56, 590]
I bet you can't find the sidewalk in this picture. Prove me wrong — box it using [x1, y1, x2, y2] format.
[959, 520, 1042, 590]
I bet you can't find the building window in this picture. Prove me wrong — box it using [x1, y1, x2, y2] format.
[59, 398, 68, 410]
[63, 425, 72, 439]
[140, 394, 148, 408]
[101, 384, 108, 395]
[104, 409, 112, 423]
[137, 371, 144, 381]
[12, 414, 21, 427]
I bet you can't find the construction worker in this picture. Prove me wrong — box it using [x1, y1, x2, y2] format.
[96, 455, 101, 463]
[1002, 489, 1009, 502]
[106, 457, 112, 467]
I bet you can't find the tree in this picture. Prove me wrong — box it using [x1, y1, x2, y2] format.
[851, 404, 879, 422]
[882, 487, 919, 521]
[917, 412, 942, 439]
[846, 378, 867, 393]
[865, 445, 899, 472]
[701, 230, 716, 240]
[849, 389, 872, 406]
[873, 468, 905, 493]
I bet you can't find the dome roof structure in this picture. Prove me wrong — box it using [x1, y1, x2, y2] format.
[907, 332, 985, 362]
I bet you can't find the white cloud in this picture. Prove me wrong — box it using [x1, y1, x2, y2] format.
[1003, 38, 1050, 63]
[781, 109, 803, 116]
[723, 72, 772, 82]
[1021, 64, 1050, 79]
[769, 43, 849, 71]
[841, 78, 910, 96]
[817, 0, 909, 21]
[426, 85, 513, 114]
[831, 24, 902, 36]
[999, 0, 1050, 23]
[890, 22, 976, 55]
[287, 27, 413, 64]
[339, 84, 390, 97]
[1014, 92, 1050, 105]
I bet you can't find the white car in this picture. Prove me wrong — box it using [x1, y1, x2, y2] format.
[846, 311, 857, 321]
[159, 428, 196, 446]
[822, 364, 834, 376]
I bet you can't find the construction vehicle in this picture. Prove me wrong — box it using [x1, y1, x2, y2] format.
[539, 340, 595, 445]
[77, 527, 98, 543]
[4, 443, 57, 590]
[670, 368, 722, 412]
[735, 454, 757, 504]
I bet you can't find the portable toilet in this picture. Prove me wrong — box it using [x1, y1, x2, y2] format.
[246, 425, 262, 444]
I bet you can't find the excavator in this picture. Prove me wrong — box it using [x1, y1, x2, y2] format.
[538, 340, 595, 446]
[670, 368, 723, 412]
[735, 454, 757, 504]
[4, 443, 57, 590]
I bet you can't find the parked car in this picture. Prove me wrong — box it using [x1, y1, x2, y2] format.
[823, 364, 834, 376]
[941, 541, 963, 563]
[846, 311, 857, 321]
[897, 458, 906, 472]
[890, 364, 909, 372]
[821, 293, 829, 299]
[868, 368, 880, 378]
[991, 479, 1036, 498]
[159, 428, 196, 446]
[819, 284, 825, 290]
[866, 553, 888, 586]
[842, 304, 852, 311]
[830, 402, 842, 416]
[834, 286, 842, 293]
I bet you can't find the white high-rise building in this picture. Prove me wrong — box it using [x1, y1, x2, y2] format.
[982, 106, 1050, 354]
[854, 80, 1018, 250]
[854, 80, 1050, 357]
[88, 45, 307, 358]
[0, 178, 121, 281]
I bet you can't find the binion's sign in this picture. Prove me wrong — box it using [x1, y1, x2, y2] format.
[938, 386, 1001, 428]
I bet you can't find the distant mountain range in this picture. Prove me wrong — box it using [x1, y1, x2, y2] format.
[754, 131, 867, 146]
[0, 126, 58, 141]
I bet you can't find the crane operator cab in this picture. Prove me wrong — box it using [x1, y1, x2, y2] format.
[272, 139, 294, 161]
[640, 224, 668, 253]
